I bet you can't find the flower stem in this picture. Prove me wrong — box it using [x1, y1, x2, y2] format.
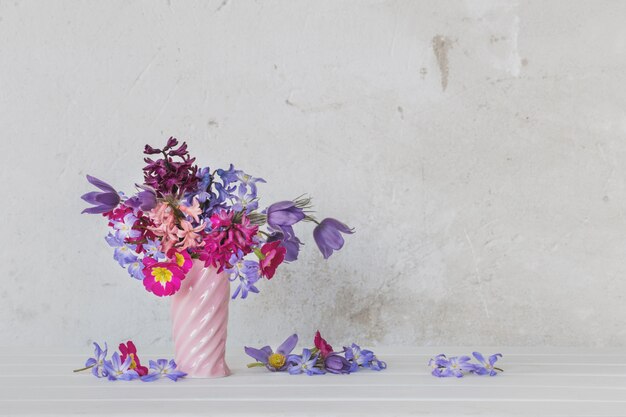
[73, 364, 95, 373]
[247, 362, 266, 368]
[494, 367, 504, 372]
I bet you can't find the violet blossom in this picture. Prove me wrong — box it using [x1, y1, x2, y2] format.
[244, 334, 298, 372]
[313, 218, 354, 259]
[81, 175, 121, 214]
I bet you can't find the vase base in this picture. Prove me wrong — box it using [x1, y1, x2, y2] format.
[178, 362, 231, 379]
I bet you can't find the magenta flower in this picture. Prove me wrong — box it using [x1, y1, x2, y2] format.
[81, 175, 121, 214]
[259, 241, 286, 279]
[313, 218, 354, 259]
[141, 258, 185, 297]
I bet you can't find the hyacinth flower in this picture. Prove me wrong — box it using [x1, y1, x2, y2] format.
[288, 349, 325, 376]
[81, 175, 121, 214]
[245, 334, 298, 371]
[472, 352, 503, 376]
[313, 218, 354, 259]
[141, 359, 187, 382]
[73, 342, 108, 377]
[104, 352, 139, 381]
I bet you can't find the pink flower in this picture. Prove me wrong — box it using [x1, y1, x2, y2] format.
[176, 220, 205, 251]
[142, 257, 185, 297]
[119, 341, 148, 376]
[314, 331, 333, 358]
[259, 241, 286, 280]
[198, 211, 258, 272]
[179, 198, 202, 223]
[170, 249, 193, 273]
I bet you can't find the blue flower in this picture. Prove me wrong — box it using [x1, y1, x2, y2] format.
[472, 352, 503, 376]
[141, 359, 187, 382]
[113, 213, 141, 240]
[104, 352, 139, 381]
[432, 356, 476, 378]
[84, 342, 108, 378]
[225, 251, 261, 299]
[231, 185, 259, 214]
[113, 243, 139, 267]
[127, 259, 144, 280]
[344, 343, 387, 371]
[288, 349, 324, 375]
[143, 239, 165, 260]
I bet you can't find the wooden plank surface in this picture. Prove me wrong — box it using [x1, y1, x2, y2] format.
[0, 349, 624, 416]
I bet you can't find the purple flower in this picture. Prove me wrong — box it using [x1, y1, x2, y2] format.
[288, 349, 324, 375]
[84, 342, 108, 378]
[244, 334, 298, 372]
[472, 352, 503, 376]
[225, 251, 261, 299]
[125, 187, 157, 212]
[324, 354, 352, 374]
[267, 201, 305, 229]
[104, 352, 139, 381]
[432, 356, 476, 378]
[113, 213, 141, 240]
[141, 359, 187, 382]
[143, 239, 165, 260]
[345, 343, 386, 371]
[267, 225, 302, 262]
[127, 259, 144, 280]
[81, 175, 121, 214]
[143, 138, 198, 198]
[313, 218, 354, 259]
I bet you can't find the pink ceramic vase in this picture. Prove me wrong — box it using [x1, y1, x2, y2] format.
[171, 260, 231, 378]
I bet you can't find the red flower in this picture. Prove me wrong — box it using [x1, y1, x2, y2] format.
[119, 341, 148, 376]
[259, 241, 286, 279]
[314, 330, 334, 358]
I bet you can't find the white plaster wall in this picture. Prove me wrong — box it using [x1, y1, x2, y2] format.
[1, 0, 626, 350]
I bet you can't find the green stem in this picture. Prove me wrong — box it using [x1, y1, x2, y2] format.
[494, 367, 504, 372]
[247, 362, 266, 368]
[73, 364, 95, 373]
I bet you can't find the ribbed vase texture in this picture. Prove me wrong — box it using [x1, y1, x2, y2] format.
[171, 260, 231, 378]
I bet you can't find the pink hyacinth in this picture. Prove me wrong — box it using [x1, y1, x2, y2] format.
[142, 257, 185, 297]
[179, 197, 202, 223]
[198, 211, 258, 272]
[176, 220, 205, 251]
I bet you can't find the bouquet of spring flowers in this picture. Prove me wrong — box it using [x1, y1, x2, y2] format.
[81, 138, 354, 299]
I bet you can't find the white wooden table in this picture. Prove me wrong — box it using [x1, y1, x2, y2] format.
[1, 347, 625, 416]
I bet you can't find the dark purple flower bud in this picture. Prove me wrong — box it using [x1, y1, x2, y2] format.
[125, 188, 157, 212]
[324, 354, 351, 374]
[169, 141, 188, 157]
[81, 175, 121, 214]
[144, 145, 161, 155]
[164, 137, 178, 149]
[267, 201, 305, 229]
[313, 218, 354, 259]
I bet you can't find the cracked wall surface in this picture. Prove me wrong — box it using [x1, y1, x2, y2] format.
[1, 0, 626, 350]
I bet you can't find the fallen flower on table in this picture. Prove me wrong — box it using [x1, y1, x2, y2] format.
[73, 340, 186, 382]
[429, 352, 503, 377]
[245, 331, 387, 375]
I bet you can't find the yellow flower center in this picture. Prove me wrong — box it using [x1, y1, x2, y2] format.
[129, 353, 137, 370]
[152, 267, 173, 285]
[174, 253, 185, 267]
[268, 353, 286, 369]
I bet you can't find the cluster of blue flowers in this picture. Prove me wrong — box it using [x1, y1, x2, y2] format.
[74, 342, 186, 382]
[429, 352, 503, 377]
[245, 333, 387, 375]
